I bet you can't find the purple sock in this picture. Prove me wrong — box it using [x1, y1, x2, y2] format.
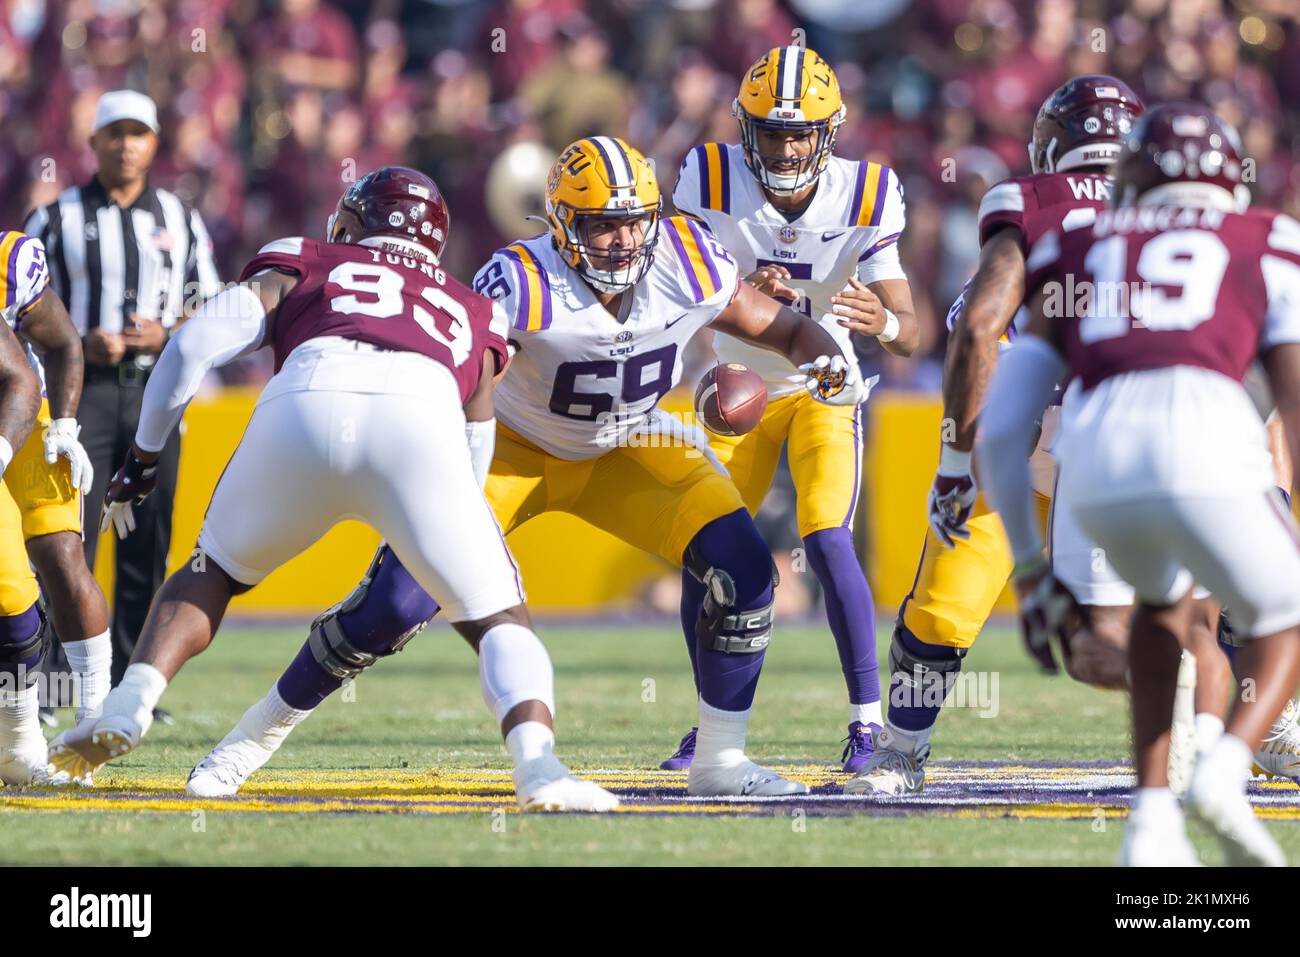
[679, 569, 704, 694]
[684, 509, 774, 713]
[0, 603, 42, 671]
[804, 527, 880, 705]
[886, 622, 962, 732]
[277, 547, 440, 710]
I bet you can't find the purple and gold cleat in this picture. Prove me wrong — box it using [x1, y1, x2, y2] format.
[660, 727, 697, 770]
[840, 721, 880, 774]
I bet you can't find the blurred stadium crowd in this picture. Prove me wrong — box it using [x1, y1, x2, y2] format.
[3, 0, 1300, 391]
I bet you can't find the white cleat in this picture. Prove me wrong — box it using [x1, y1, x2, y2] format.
[187, 738, 278, 798]
[1119, 821, 1201, 867]
[1168, 651, 1197, 798]
[48, 712, 142, 781]
[687, 758, 809, 797]
[0, 739, 60, 787]
[513, 754, 619, 812]
[843, 742, 928, 796]
[1186, 764, 1286, 867]
[1253, 700, 1300, 784]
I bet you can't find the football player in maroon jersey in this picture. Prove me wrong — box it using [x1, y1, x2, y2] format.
[981, 103, 1300, 866]
[47, 168, 621, 812]
[847, 76, 1146, 796]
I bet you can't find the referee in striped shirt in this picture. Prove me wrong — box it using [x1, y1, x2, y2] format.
[25, 90, 221, 696]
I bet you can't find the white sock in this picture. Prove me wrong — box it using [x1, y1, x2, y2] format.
[99, 663, 167, 736]
[1131, 786, 1182, 824]
[234, 684, 312, 751]
[851, 702, 883, 727]
[694, 698, 750, 767]
[62, 629, 112, 720]
[1194, 712, 1225, 757]
[477, 623, 554, 724]
[505, 721, 555, 765]
[1200, 733, 1254, 784]
[880, 720, 932, 759]
[0, 682, 42, 751]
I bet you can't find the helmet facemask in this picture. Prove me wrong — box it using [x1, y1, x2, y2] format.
[550, 202, 661, 294]
[735, 102, 844, 196]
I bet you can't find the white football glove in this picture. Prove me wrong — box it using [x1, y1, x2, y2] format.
[793, 355, 877, 406]
[43, 418, 93, 495]
[639, 408, 729, 477]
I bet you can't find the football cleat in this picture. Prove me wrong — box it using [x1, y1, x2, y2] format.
[1119, 820, 1201, 867]
[843, 727, 928, 796]
[187, 738, 278, 798]
[1252, 700, 1300, 784]
[0, 739, 59, 787]
[840, 721, 880, 775]
[48, 712, 142, 780]
[1186, 762, 1286, 867]
[687, 757, 809, 797]
[660, 727, 697, 770]
[513, 754, 619, 812]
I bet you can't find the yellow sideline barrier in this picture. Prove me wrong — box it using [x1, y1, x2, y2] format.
[91, 388, 1016, 616]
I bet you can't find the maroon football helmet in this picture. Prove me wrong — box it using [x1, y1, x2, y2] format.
[1029, 75, 1144, 174]
[1113, 102, 1250, 210]
[327, 166, 450, 261]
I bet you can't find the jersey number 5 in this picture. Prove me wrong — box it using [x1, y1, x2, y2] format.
[326, 262, 473, 366]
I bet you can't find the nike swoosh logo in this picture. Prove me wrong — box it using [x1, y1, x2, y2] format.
[821, 231, 845, 242]
[666, 313, 689, 328]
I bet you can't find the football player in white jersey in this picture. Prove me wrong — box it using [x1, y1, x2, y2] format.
[665, 45, 918, 772]
[182, 137, 871, 800]
[0, 231, 111, 741]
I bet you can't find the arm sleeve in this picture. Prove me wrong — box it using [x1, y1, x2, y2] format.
[976, 334, 1066, 564]
[134, 284, 268, 453]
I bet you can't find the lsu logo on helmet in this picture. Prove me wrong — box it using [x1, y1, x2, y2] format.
[733, 45, 846, 196]
[545, 136, 662, 294]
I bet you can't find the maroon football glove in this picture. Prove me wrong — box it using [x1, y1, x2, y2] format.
[100, 449, 159, 539]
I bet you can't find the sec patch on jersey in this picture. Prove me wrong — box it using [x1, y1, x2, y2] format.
[695, 362, 767, 436]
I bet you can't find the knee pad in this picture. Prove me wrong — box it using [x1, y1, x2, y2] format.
[308, 546, 435, 681]
[0, 604, 48, 689]
[683, 519, 778, 655]
[888, 621, 965, 687]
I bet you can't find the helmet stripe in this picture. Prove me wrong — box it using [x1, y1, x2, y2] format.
[589, 136, 633, 189]
[792, 47, 806, 102]
[779, 46, 801, 101]
[772, 46, 786, 99]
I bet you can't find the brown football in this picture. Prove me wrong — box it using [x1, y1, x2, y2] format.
[695, 363, 768, 436]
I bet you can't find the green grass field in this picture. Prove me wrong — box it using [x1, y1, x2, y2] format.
[5, 620, 1299, 866]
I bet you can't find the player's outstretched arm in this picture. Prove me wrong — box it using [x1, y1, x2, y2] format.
[18, 288, 96, 493]
[100, 271, 294, 539]
[712, 280, 843, 368]
[18, 288, 82, 424]
[941, 227, 1026, 453]
[0, 322, 40, 475]
[831, 277, 920, 357]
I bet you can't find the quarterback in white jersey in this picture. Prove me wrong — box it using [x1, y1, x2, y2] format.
[661, 46, 919, 774]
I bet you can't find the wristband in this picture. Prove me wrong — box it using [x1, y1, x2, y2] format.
[0, 436, 12, 475]
[877, 309, 900, 343]
[937, 444, 972, 476]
